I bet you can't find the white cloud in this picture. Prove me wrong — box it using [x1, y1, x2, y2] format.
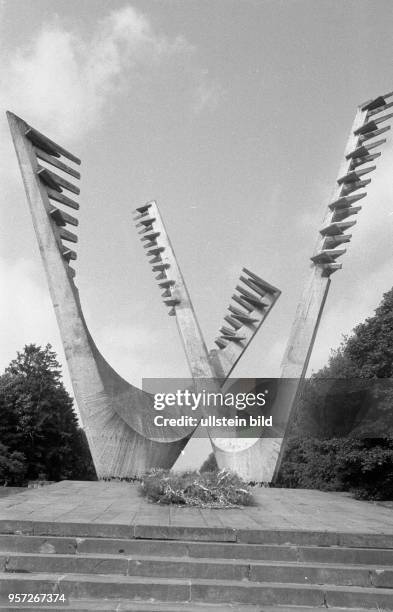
[1, 6, 193, 141]
[0, 3, 222, 218]
[0, 5, 222, 388]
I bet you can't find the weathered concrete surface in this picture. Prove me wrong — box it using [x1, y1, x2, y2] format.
[0, 605, 349, 612]
[2, 552, 393, 587]
[7, 112, 195, 480]
[0, 481, 392, 537]
[0, 603, 341, 612]
[3, 533, 393, 566]
[0, 483, 392, 610]
[1, 573, 393, 608]
[0, 487, 25, 498]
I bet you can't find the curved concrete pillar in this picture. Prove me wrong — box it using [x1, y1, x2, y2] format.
[7, 112, 194, 478]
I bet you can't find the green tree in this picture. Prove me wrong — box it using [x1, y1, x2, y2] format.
[345, 287, 393, 378]
[278, 288, 393, 500]
[0, 443, 27, 486]
[0, 344, 96, 483]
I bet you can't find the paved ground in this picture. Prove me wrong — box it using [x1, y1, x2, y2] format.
[0, 481, 391, 534]
[0, 487, 25, 498]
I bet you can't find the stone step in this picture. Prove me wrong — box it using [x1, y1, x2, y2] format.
[1, 533, 393, 566]
[1, 573, 393, 609]
[0, 601, 379, 612]
[1, 520, 393, 549]
[1, 552, 393, 588]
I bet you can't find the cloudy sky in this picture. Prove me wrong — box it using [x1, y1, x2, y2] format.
[1, 0, 393, 469]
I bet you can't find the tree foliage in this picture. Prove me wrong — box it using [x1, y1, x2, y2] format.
[0, 344, 96, 484]
[0, 443, 27, 486]
[278, 288, 393, 500]
[200, 452, 218, 472]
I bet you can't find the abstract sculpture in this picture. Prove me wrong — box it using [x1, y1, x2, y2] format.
[7, 111, 279, 478]
[7, 91, 392, 481]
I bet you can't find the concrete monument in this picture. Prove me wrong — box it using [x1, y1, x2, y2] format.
[8, 91, 392, 481]
[7, 112, 279, 478]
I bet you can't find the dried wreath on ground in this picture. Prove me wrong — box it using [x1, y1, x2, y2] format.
[140, 469, 254, 508]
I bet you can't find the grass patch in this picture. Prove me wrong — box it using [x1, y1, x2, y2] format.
[140, 468, 254, 508]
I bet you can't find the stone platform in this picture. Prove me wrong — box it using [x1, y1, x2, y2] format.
[0, 480, 392, 536]
[0, 481, 393, 611]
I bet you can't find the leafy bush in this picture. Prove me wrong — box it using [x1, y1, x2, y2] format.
[277, 435, 393, 500]
[140, 468, 254, 507]
[277, 288, 393, 501]
[277, 436, 343, 492]
[335, 437, 393, 500]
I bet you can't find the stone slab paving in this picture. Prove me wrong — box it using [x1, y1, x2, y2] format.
[0, 481, 392, 534]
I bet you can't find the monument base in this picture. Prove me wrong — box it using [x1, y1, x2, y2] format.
[0, 481, 392, 610]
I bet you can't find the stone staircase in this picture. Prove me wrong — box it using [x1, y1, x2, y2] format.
[0, 521, 392, 611]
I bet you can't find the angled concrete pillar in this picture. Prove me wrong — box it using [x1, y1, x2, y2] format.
[211, 92, 393, 483]
[133, 202, 281, 460]
[7, 112, 195, 478]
